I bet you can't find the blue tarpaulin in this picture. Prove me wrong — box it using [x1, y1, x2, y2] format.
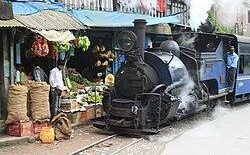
[11, 2, 66, 15]
[71, 9, 180, 27]
[10, 2, 179, 28]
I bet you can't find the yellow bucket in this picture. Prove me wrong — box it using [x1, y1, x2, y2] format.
[39, 126, 55, 143]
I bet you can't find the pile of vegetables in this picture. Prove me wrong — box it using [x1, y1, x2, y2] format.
[53, 42, 71, 52]
[82, 92, 103, 103]
[31, 34, 49, 57]
[77, 36, 90, 52]
[68, 74, 92, 86]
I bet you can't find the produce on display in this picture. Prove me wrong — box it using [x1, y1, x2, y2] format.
[31, 34, 49, 57]
[68, 74, 92, 86]
[77, 36, 91, 52]
[94, 45, 116, 67]
[53, 42, 71, 52]
[82, 92, 103, 104]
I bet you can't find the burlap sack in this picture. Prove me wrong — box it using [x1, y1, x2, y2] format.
[5, 85, 29, 124]
[51, 113, 72, 140]
[30, 82, 51, 121]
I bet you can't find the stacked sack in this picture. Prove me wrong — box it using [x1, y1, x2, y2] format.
[5, 85, 29, 124]
[29, 81, 51, 121]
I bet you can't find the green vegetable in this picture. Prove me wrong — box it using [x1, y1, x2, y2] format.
[82, 92, 103, 103]
[53, 42, 71, 52]
[68, 74, 93, 86]
[77, 36, 90, 52]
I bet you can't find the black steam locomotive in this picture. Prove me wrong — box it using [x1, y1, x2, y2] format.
[94, 19, 250, 133]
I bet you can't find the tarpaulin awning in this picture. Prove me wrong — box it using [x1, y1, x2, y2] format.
[12, 1, 66, 15]
[34, 30, 75, 42]
[71, 9, 180, 28]
[0, 18, 24, 28]
[14, 10, 86, 30]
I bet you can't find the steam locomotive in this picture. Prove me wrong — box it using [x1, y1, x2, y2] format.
[94, 19, 250, 133]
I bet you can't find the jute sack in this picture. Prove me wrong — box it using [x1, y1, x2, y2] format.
[30, 82, 51, 121]
[51, 113, 72, 140]
[5, 85, 29, 124]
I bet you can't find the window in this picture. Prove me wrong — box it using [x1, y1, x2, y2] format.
[248, 10, 250, 23]
[239, 43, 250, 74]
[239, 55, 250, 74]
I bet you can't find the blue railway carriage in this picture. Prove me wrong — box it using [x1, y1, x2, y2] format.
[174, 33, 250, 104]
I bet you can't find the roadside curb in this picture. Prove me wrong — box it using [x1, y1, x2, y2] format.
[0, 135, 38, 148]
[0, 120, 93, 148]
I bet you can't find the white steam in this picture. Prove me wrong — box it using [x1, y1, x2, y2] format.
[214, 0, 245, 26]
[185, 0, 214, 30]
[177, 78, 196, 113]
[185, 0, 247, 30]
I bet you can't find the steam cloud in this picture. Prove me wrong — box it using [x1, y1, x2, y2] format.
[185, 0, 247, 30]
[177, 77, 196, 114]
[185, 0, 214, 30]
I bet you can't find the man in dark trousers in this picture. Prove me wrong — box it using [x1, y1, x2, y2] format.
[226, 46, 239, 92]
[49, 60, 68, 117]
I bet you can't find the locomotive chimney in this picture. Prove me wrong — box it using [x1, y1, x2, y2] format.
[134, 19, 147, 59]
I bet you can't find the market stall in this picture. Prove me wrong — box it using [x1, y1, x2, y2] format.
[5, 29, 116, 138]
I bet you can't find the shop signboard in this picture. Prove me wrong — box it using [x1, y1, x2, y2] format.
[0, 2, 13, 20]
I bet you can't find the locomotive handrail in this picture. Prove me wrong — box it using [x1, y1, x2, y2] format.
[150, 84, 167, 93]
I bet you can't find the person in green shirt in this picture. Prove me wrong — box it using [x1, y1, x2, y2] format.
[15, 65, 28, 85]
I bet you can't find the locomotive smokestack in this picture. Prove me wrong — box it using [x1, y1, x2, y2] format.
[134, 19, 147, 59]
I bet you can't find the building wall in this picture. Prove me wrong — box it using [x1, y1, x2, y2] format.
[215, 2, 250, 36]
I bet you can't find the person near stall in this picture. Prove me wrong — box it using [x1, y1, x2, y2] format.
[33, 63, 48, 82]
[49, 60, 68, 117]
[15, 64, 28, 84]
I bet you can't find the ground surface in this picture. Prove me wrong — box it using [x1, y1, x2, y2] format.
[0, 104, 250, 155]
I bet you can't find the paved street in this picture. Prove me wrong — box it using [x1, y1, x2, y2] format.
[161, 104, 250, 155]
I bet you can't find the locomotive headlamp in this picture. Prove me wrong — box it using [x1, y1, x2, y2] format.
[117, 31, 137, 52]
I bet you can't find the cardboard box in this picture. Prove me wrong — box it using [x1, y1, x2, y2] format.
[7, 121, 33, 137]
[86, 107, 95, 120]
[33, 121, 50, 134]
[78, 111, 87, 122]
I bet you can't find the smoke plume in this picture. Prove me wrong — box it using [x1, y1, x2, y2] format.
[185, 0, 247, 30]
[185, 0, 214, 30]
[177, 77, 196, 114]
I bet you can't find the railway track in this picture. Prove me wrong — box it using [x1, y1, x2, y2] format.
[69, 134, 143, 155]
[69, 124, 174, 155]
[69, 108, 217, 155]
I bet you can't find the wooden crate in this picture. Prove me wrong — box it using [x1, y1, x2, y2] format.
[64, 111, 79, 124]
[7, 121, 33, 137]
[33, 120, 50, 134]
[78, 111, 87, 122]
[96, 105, 103, 118]
[86, 106, 95, 120]
[60, 99, 78, 111]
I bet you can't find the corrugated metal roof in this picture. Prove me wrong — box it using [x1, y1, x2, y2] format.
[0, 18, 24, 28]
[14, 10, 86, 30]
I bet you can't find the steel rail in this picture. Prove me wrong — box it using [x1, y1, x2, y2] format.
[69, 134, 118, 155]
[110, 138, 144, 155]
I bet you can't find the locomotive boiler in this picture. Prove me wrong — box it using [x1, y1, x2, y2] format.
[94, 19, 210, 133]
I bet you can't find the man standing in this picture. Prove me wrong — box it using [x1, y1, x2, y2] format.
[49, 60, 68, 117]
[33, 65, 48, 82]
[226, 46, 239, 92]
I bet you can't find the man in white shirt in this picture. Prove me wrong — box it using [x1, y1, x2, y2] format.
[49, 60, 68, 117]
